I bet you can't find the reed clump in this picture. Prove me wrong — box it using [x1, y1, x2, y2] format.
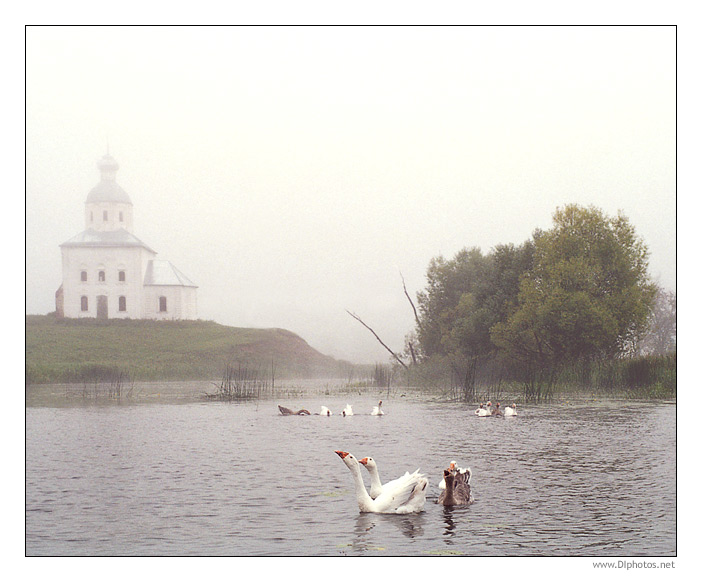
[207, 364, 271, 401]
[409, 352, 676, 403]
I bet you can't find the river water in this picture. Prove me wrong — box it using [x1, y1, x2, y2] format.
[25, 384, 676, 556]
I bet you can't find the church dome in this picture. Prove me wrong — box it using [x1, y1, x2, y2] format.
[85, 154, 132, 204]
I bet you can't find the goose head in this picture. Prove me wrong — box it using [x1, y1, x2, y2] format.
[335, 450, 358, 469]
[359, 457, 377, 471]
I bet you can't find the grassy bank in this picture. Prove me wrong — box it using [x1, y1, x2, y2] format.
[25, 315, 351, 384]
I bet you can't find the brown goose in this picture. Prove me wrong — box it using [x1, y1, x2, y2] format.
[437, 467, 473, 506]
[278, 405, 311, 416]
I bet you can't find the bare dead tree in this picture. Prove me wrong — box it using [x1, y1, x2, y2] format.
[400, 272, 421, 365]
[400, 271, 421, 329]
[346, 310, 408, 369]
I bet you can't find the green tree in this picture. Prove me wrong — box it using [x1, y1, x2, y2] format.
[491, 204, 656, 366]
[415, 242, 534, 361]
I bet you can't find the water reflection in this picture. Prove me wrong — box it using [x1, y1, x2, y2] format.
[352, 512, 426, 552]
[442, 507, 457, 538]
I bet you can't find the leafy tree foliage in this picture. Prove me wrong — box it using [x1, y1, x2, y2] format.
[415, 242, 534, 360]
[490, 205, 657, 365]
[414, 204, 657, 376]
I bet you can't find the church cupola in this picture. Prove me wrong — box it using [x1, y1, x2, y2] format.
[84, 154, 134, 233]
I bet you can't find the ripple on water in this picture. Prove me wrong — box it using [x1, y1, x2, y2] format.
[25, 396, 676, 556]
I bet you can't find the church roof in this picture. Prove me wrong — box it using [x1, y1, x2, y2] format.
[85, 154, 132, 204]
[86, 180, 132, 204]
[144, 259, 197, 287]
[60, 228, 155, 253]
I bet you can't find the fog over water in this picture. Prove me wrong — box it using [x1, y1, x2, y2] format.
[25, 26, 675, 363]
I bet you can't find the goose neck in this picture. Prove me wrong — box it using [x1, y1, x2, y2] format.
[349, 462, 374, 509]
[368, 465, 383, 492]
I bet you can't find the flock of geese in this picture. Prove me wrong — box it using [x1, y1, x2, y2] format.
[279, 399, 518, 514]
[474, 401, 517, 417]
[279, 400, 518, 418]
[335, 452, 473, 514]
[278, 401, 385, 417]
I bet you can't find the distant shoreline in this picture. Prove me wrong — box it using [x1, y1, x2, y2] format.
[25, 314, 359, 384]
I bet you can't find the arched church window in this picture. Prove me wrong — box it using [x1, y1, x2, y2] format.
[80, 296, 88, 311]
[159, 296, 167, 312]
[103, 210, 108, 222]
[118, 296, 127, 312]
[119, 211, 124, 222]
[80, 270, 87, 282]
[118, 270, 126, 282]
[98, 270, 105, 282]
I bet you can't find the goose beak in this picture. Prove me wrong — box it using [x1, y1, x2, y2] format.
[359, 457, 368, 465]
[335, 450, 349, 458]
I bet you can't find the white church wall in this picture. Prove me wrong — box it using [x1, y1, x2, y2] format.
[61, 245, 154, 319]
[143, 285, 197, 320]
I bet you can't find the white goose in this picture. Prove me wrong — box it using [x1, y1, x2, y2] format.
[484, 401, 494, 416]
[319, 406, 332, 416]
[359, 456, 420, 500]
[474, 403, 490, 417]
[371, 400, 384, 416]
[342, 404, 354, 416]
[335, 451, 428, 514]
[504, 403, 518, 416]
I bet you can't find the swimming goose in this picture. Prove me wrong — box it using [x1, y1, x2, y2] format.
[335, 451, 428, 514]
[504, 403, 517, 416]
[437, 467, 473, 506]
[342, 404, 354, 416]
[359, 456, 419, 500]
[491, 402, 504, 417]
[319, 406, 332, 416]
[475, 404, 490, 417]
[278, 405, 311, 416]
[371, 400, 384, 416]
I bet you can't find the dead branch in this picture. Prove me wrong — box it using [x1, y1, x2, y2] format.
[400, 271, 421, 330]
[346, 310, 408, 369]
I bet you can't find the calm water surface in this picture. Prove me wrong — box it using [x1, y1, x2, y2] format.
[26, 385, 676, 556]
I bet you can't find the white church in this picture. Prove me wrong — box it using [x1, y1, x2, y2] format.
[55, 154, 198, 320]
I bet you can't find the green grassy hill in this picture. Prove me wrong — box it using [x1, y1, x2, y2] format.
[25, 315, 349, 383]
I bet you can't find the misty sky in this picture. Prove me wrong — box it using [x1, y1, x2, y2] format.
[25, 26, 676, 364]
